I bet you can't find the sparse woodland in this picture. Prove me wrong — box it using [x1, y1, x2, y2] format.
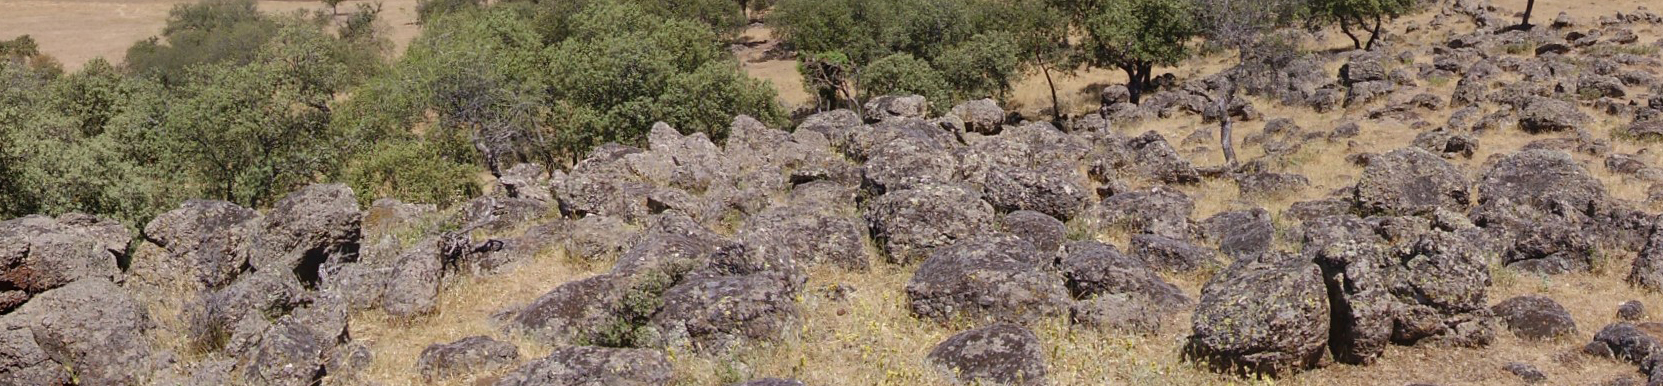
[3, 0, 1663, 384]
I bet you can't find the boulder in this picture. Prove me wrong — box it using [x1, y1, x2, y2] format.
[906, 235, 1070, 325]
[252, 184, 362, 288]
[860, 119, 961, 194]
[1060, 241, 1191, 330]
[1126, 132, 1200, 184]
[1592, 323, 1663, 365]
[951, 99, 1006, 134]
[382, 239, 443, 317]
[1235, 173, 1310, 197]
[1389, 233, 1495, 346]
[926, 324, 1048, 386]
[1492, 295, 1578, 340]
[739, 207, 870, 271]
[509, 274, 631, 345]
[240, 318, 325, 386]
[559, 144, 655, 222]
[1310, 240, 1395, 364]
[1185, 255, 1329, 377]
[865, 184, 998, 264]
[1503, 223, 1596, 274]
[416, 336, 520, 381]
[134, 200, 258, 294]
[863, 95, 930, 122]
[494, 346, 673, 386]
[0, 316, 71, 385]
[0, 214, 128, 311]
[1128, 234, 1219, 273]
[1518, 97, 1590, 133]
[1621, 300, 1647, 321]
[1087, 186, 1194, 240]
[1002, 211, 1067, 253]
[650, 274, 798, 354]
[1201, 208, 1273, 260]
[1354, 147, 1471, 216]
[1504, 362, 1547, 383]
[1630, 216, 1663, 290]
[10, 279, 163, 385]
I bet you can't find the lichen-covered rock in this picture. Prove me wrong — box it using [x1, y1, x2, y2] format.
[1518, 97, 1590, 133]
[1128, 234, 1219, 273]
[951, 98, 1006, 134]
[863, 94, 929, 122]
[251, 183, 361, 283]
[509, 274, 631, 345]
[240, 318, 325, 386]
[959, 123, 1092, 220]
[416, 336, 520, 381]
[1201, 208, 1273, 260]
[0, 316, 71, 385]
[1503, 223, 1596, 274]
[134, 200, 258, 294]
[1629, 215, 1663, 291]
[860, 119, 961, 194]
[560, 144, 655, 221]
[1355, 148, 1472, 215]
[650, 274, 798, 354]
[1002, 211, 1067, 253]
[1387, 233, 1494, 346]
[1185, 255, 1329, 377]
[1492, 295, 1578, 340]
[383, 239, 442, 317]
[1235, 172, 1310, 197]
[1060, 241, 1191, 330]
[1592, 323, 1663, 365]
[739, 207, 870, 271]
[865, 184, 998, 264]
[1126, 131, 1200, 184]
[494, 346, 673, 386]
[11, 279, 163, 385]
[906, 235, 1070, 325]
[927, 324, 1048, 386]
[1310, 240, 1395, 365]
[0, 213, 128, 311]
[1086, 186, 1194, 240]
[1621, 300, 1648, 321]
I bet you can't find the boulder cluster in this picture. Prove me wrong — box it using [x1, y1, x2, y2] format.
[4, 2, 1663, 385]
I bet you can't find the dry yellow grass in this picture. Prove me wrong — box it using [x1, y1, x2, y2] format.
[0, 0, 421, 71]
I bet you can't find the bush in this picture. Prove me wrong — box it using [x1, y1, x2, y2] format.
[343, 140, 481, 206]
[859, 53, 951, 112]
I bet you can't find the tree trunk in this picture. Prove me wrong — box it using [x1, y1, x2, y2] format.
[1123, 65, 1142, 105]
[1038, 54, 1062, 124]
[1365, 13, 1384, 51]
[1217, 85, 1238, 166]
[1521, 0, 1535, 26]
[1339, 16, 1363, 49]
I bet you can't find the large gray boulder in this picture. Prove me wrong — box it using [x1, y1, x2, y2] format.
[738, 206, 870, 271]
[494, 346, 673, 386]
[1185, 254, 1329, 378]
[951, 98, 1006, 134]
[251, 184, 361, 284]
[860, 119, 961, 194]
[559, 144, 655, 222]
[0, 213, 128, 311]
[1201, 208, 1273, 260]
[650, 274, 798, 354]
[906, 235, 1070, 325]
[865, 184, 998, 264]
[133, 200, 258, 296]
[10, 279, 163, 385]
[959, 122, 1092, 220]
[1126, 132, 1200, 184]
[1086, 187, 1195, 241]
[863, 94, 930, 122]
[508, 274, 631, 346]
[1354, 148, 1472, 215]
[383, 239, 443, 317]
[1629, 215, 1663, 291]
[416, 336, 520, 381]
[1128, 234, 1219, 273]
[1002, 211, 1067, 253]
[1492, 295, 1577, 340]
[927, 324, 1049, 386]
[1517, 97, 1589, 133]
[0, 316, 70, 385]
[239, 318, 325, 386]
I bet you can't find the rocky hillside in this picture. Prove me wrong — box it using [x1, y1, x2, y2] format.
[6, 2, 1663, 386]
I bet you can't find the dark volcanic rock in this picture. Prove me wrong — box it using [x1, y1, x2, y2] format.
[1087, 186, 1194, 240]
[865, 184, 998, 264]
[1492, 295, 1578, 340]
[1060, 241, 1191, 310]
[1002, 210, 1067, 253]
[1128, 234, 1219, 273]
[927, 324, 1048, 386]
[1621, 300, 1647, 321]
[650, 274, 799, 354]
[1201, 208, 1273, 260]
[8, 279, 161, 385]
[494, 346, 673, 386]
[906, 235, 1070, 325]
[1185, 254, 1329, 377]
[417, 336, 520, 381]
[1354, 148, 1472, 215]
[0, 213, 127, 311]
